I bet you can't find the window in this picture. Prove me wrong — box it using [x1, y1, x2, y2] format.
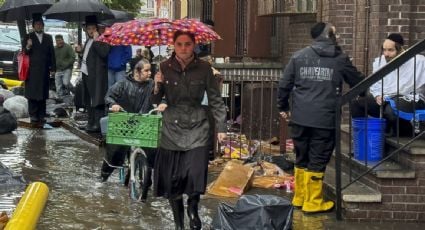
[147, 0, 154, 9]
[258, 0, 316, 16]
[296, 0, 316, 13]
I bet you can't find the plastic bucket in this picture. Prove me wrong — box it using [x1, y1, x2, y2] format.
[352, 118, 385, 163]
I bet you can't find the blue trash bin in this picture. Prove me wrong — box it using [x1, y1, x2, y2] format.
[352, 118, 386, 163]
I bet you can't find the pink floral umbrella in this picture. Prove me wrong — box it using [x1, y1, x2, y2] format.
[97, 18, 221, 46]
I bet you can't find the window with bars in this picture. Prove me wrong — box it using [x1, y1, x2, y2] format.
[202, 0, 213, 22]
[236, 0, 247, 56]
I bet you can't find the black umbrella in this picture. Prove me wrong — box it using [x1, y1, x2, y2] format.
[0, 0, 54, 41]
[43, 0, 114, 22]
[101, 9, 134, 26]
[0, 0, 54, 22]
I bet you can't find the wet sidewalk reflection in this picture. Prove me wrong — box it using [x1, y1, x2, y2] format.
[1, 128, 424, 229]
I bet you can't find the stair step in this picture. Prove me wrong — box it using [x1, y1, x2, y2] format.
[386, 137, 425, 155]
[339, 152, 416, 179]
[324, 166, 381, 203]
[341, 124, 425, 155]
[340, 124, 416, 179]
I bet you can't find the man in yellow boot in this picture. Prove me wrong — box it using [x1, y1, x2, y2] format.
[277, 22, 364, 213]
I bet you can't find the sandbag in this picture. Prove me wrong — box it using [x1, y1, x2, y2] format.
[0, 107, 17, 134]
[3, 95, 28, 118]
[212, 194, 293, 230]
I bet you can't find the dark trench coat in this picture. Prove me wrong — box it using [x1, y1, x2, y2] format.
[23, 32, 56, 100]
[82, 40, 110, 107]
[151, 54, 227, 151]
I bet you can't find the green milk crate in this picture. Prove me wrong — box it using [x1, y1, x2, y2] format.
[106, 112, 162, 148]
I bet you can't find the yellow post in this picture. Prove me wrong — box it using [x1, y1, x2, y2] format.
[5, 182, 49, 230]
[0, 78, 24, 88]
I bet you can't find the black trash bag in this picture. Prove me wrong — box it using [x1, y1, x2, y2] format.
[212, 194, 293, 230]
[0, 106, 17, 134]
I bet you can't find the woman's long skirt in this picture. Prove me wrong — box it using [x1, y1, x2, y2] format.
[153, 146, 209, 198]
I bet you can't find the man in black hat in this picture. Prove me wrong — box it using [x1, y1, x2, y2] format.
[75, 15, 110, 132]
[22, 13, 56, 127]
[277, 22, 364, 214]
[351, 33, 425, 135]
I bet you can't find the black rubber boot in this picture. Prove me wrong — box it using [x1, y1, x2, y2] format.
[187, 195, 202, 230]
[100, 160, 113, 182]
[85, 107, 97, 132]
[169, 197, 184, 230]
[140, 167, 152, 202]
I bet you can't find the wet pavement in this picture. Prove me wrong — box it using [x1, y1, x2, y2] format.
[1, 127, 425, 229]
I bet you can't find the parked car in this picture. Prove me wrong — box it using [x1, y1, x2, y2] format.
[0, 26, 20, 81]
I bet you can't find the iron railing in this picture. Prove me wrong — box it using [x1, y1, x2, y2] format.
[335, 38, 425, 220]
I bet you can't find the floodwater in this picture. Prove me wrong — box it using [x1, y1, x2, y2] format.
[1, 127, 424, 229]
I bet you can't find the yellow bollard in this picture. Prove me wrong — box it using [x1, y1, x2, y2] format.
[0, 78, 24, 88]
[5, 182, 49, 230]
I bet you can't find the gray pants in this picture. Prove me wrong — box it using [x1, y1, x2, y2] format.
[55, 69, 72, 97]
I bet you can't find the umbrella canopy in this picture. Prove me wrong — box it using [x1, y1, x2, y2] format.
[0, 0, 54, 22]
[101, 9, 134, 26]
[97, 18, 221, 46]
[43, 0, 114, 22]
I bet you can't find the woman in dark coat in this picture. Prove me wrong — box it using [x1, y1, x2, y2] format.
[22, 14, 56, 125]
[152, 31, 227, 230]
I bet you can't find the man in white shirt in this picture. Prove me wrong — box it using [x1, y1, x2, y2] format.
[351, 34, 425, 135]
[75, 15, 110, 133]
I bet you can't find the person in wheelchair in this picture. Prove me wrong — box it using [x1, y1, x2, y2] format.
[351, 33, 425, 135]
[100, 59, 156, 199]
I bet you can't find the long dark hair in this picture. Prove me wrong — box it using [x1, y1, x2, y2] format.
[173, 31, 196, 43]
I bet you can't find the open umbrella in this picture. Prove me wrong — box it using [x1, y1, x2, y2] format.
[43, 0, 114, 22]
[101, 9, 134, 26]
[0, 0, 54, 22]
[0, 0, 54, 40]
[97, 18, 221, 46]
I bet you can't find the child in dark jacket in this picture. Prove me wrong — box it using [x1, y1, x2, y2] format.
[100, 59, 156, 201]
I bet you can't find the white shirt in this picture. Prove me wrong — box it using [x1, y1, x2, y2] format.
[370, 54, 425, 101]
[35, 32, 43, 43]
[81, 39, 93, 75]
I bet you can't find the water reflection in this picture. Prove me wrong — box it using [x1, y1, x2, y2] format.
[1, 128, 425, 229]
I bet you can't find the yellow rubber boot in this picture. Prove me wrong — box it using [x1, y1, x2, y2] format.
[302, 171, 334, 213]
[291, 167, 305, 208]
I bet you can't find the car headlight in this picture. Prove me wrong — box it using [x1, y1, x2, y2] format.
[1, 61, 13, 65]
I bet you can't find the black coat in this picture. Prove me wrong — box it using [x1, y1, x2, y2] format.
[23, 32, 56, 100]
[104, 75, 154, 113]
[82, 40, 110, 107]
[151, 54, 226, 151]
[278, 38, 364, 129]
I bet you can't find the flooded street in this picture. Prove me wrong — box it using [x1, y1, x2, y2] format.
[1, 127, 424, 229]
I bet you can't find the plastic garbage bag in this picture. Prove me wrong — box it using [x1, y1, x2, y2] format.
[3, 95, 28, 118]
[212, 194, 293, 230]
[0, 106, 17, 134]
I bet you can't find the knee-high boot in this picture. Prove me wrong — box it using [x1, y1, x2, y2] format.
[187, 195, 202, 230]
[302, 171, 334, 213]
[100, 160, 113, 182]
[292, 167, 305, 208]
[169, 197, 184, 230]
